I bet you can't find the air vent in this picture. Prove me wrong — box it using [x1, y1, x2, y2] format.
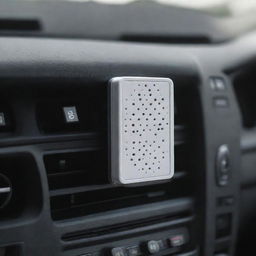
[44, 150, 107, 190]
[62, 213, 193, 243]
[44, 81, 193, 221]
[46, 126, 190, 221]
[0, 154, 42, 221]
[50, 180, 191, 220]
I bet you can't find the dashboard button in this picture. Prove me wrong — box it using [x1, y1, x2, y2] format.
[63, 106, 79, 123]
[147, 240, 160, 254]
[79, 252, 99, 256]
[111, 247, 127, 256]
[169, 234, 186, 247]
[210, 77, 226, 91]
[222, 196, 234, 206]
[213, 97, 229, 108]
[210, 78, 217, 90]
[217, 196, 234, 207]
[216, 145, 231, 187]
[127, 246, 141, 256]
[215, 78, 226, 91]
[216, 213, 232, 238]
[157, 239, 168, 250]
[0, 108, 13, 131]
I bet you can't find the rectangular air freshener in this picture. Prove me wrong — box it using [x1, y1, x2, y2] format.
[110, 77, 174, 185]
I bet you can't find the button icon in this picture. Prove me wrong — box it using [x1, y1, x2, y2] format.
[63, 106, 79, 123]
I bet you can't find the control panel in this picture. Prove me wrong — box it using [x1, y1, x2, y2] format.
[70, 227, 195, 256]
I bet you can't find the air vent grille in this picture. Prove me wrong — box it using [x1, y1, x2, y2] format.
[45, 140, 190, 221]
[44, 82, 193, 221]
[45, 124, 189, 220]
[50, 179, 191, 220]
[62, 212, 193, 243]
[45, 150, 107, 190]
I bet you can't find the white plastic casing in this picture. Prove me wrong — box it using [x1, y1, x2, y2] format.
[110, 77, 174, 185]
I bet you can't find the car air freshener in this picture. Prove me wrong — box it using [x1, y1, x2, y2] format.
[110, 77, 174, 184]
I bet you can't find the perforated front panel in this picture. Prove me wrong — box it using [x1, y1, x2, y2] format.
[110, 77, 174, 185]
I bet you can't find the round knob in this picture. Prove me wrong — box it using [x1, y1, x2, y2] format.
[0, 173, 12, 209]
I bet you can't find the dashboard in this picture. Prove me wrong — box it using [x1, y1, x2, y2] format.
[0, 5, 256, 255]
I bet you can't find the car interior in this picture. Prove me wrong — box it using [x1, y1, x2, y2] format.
[0, 0, 255, 256]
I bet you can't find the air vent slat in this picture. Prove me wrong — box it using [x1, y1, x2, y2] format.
[48, 169, 89, 177]
[62, 214, 194, 245]
[49, 171, 187, 197]
[45, 137, 190, 220]
[49, 177, 191, 220]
